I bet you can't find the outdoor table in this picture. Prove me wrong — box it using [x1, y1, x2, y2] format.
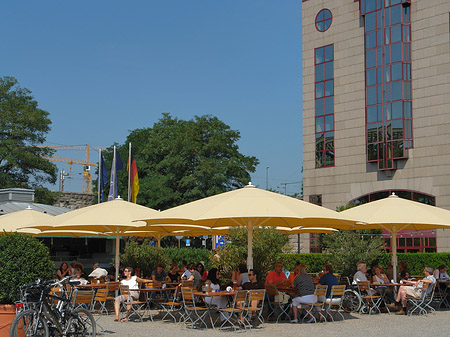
[193, 290, 236, 329]
[139, 287, 177, 321]
[75, 283, 107, 289]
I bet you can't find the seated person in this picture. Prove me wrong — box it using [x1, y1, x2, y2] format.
[242, 269, 264, 290]
[236, 264, 249, 286]
[196, 262, 208, 282]
[389, 266, 436, 315]
[186, 263, 202, 289]
[180, 260, 191, 279]
[291, 264, 316, 323]
[433, 265, 449, 281]
[114, 267, 152, 322]
[400, 270, 413, 282]
[353, 261, 369, 283]
[318, 264, 339, 302]
[57, 262, 70, 280]
[72, 267, 88, 286]
[151, 263, 167, 282]
[288, 263, 301, 286]
[205, 268, 229, 322]
[265, 261, 289, 288]
[88, 263, 108, 280]
[372, 265, 395, 304]
[166, 263, 180, 283]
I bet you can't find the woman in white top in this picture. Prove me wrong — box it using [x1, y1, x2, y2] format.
[114, 267, 152, 322]
[372, 265, 395, 303]
[204, 268, 229, 321]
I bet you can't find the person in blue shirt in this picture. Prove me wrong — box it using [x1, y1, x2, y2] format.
[318, 264, 339, 301]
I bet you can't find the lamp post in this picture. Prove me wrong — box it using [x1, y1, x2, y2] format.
[266, 166, 270, 190]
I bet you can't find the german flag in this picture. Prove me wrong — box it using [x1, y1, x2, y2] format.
[128, 148, 139, 203]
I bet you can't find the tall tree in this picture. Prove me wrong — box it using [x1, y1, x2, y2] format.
[0, 76, 57, 189]
[101, 113, 259, 210]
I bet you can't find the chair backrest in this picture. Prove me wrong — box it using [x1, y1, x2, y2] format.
[315, 284, 328, 297]
[312, 276, 320, 284]
[235, 290, 247, 303]
[145, 281, 162, 289]
[93, 288, 108, 302]
[181, 287, 195, 302]
[265, 285, 277, 296]
[249, 289, 265, 302]
[330, 285, 346, 297]
[357, 281, 370, 293]
[73, 289, 94, 307]
[107, 281, 120, 292]
[182, 280, 194, 287]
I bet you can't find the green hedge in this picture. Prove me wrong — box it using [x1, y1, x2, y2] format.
[163, 247, 213, 270]
[279, 252, 450, 276]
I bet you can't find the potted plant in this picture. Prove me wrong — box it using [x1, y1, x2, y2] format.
[0, 232, 54, 336]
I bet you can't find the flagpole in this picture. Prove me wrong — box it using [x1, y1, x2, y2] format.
[112, 146, 116, 199]
[128, 143, 132, 202]
[98, 149, 101, 203]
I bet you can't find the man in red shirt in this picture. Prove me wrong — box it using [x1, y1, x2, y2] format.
[265, 262, 289, 288]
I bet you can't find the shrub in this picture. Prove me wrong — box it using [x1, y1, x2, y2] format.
[210, 226, 290, 281]
[279, 253, 331, 273]
[120, 242, 171, 278]
[163, 247, 213, 269]
[0, 232, 54, 304]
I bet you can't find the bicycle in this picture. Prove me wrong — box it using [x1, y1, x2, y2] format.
[10, 276, 96, 337]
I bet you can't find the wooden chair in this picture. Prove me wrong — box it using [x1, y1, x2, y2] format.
[244, 289, 266, 327]
[303, 284, 327, 323]
[92, 287, 109, 316]
[218, 290, 248, 331]
[119, 285, 146, 322]
[180, 287, 208, 329]
[160, 287, 182, 323]
[357, 281, 382, 314]
[324, 285, 346, 321]
[72, 289, 95, 310]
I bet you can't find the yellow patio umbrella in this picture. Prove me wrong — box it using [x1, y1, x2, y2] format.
[117, 224, 212, 247]
[138, 183, 357, 268]
[340, 193, 450, 281]
[22, 197, 160, 280]
[0, 207, 53, 234]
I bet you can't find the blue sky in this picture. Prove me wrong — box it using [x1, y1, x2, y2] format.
[2, 1, 303, 196]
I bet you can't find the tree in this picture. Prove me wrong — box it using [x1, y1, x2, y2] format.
[100, 113, 259, 210]
[211, 227, 290, 280]
[0, 76, 57, 189]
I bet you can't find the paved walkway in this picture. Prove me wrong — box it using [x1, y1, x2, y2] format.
[96, 310, 449, 337]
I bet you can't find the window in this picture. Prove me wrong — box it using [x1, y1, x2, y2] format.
[309, 194, 322, 206]
[315, 9, 332, 32]
[361, 0, 413, 171]
[315, 45, 334, 168]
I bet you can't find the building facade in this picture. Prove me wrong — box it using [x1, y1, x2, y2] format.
[302, 0, 450, 252]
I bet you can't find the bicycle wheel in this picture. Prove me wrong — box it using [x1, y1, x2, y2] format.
[10, 309, 49, 337]
[65, 308, 96, 337]
[342, 289, 362, 313]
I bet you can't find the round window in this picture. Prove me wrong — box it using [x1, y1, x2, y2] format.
[315, 9, 332, 32]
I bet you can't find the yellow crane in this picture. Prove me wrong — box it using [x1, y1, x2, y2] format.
[39, 144, 107, 194]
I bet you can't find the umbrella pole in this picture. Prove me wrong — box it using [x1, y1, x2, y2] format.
[392, 231, 397, 283]
[115, 233, 120, 282]
[247, 223, 253, 270]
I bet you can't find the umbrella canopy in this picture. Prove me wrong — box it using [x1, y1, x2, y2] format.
[0, 207, 53, 234]
[22, 198, 160, 280]
[340, 193, 450, 281]
[138, 184, 356, 268]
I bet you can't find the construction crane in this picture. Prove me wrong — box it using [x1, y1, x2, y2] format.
[39, 144, 107, 194]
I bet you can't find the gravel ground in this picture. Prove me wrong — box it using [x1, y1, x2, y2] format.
[95, 309, 450, 337]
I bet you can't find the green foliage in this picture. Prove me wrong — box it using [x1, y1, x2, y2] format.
[96, 113, 259, 210]
[210, 227, 290, 280]
[0, 76, 57, 189]
[279, 253, 331, 273]
[320, 231, 386, 276]
[163, 247, 213, 269]
[34, 188, 61, 205]
[0, 232, 54, 304]
[120, 242, 171, 278]
[395, 253, 450, 276]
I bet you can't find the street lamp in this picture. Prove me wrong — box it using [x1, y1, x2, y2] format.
[266, 166, 270, 190]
